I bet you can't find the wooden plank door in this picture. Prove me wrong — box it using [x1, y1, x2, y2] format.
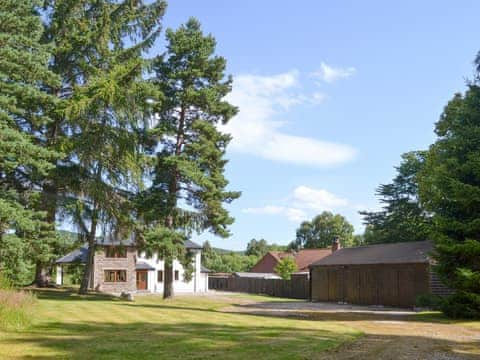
[136, 271, 148, 290]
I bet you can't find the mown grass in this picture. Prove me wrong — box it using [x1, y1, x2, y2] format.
[412, 311, 480, 330]
[0, 289, 360, 359]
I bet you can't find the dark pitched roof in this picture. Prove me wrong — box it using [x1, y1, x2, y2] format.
[56, 238, 203, 264]
[56, 245, 88, 264]
[95, 236, 201, 249]
[136, 262, 156, 271]
[309, 241, 433, 267]
[185, 239, 202, 249]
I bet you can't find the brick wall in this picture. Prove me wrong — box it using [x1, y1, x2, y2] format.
[93, 246, 136, 293]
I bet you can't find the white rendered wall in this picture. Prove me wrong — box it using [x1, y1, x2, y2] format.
[137, 250, 207, 294]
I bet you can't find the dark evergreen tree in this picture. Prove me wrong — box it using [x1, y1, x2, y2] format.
[360, 151, 430, 244]
[0, 0, 60, 283]
[41, 0, 166, 293]
[141, 19, 240, 298]
[419, 59, 480, 317]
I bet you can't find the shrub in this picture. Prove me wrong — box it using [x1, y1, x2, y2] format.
[274, 257, 298, 280]
[441, 292, 480, 319]
[0, 272, 36, 330]
[416, 293, 443, 309]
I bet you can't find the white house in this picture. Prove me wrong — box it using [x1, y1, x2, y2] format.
[56, 238, 210, 295]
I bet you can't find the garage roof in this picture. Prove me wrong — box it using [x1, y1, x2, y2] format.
[309, 240, 433, 267]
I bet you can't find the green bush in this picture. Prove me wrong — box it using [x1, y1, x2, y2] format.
[416, 293, 443, 309]
[441, 292, 480, 319]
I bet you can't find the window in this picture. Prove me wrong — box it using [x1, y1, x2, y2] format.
[104, 270, 127, 282]
[105, 246, 127, 258]
[157, 270, 163, 283]
[174, 270, 179, 281]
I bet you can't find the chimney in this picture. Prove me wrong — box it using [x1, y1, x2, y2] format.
[332, 236, 341, 252]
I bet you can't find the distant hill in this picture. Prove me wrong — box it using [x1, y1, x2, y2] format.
[212, 247, 245, 255]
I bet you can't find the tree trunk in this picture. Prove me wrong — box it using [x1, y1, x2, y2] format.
[79, 209, 98, 294]
[79, 238, 95, 294]
[34, 262, 50, 287]
[162, 106, 185, 299]
[33, 182, 57, 287]
[163, 260, 173, 299]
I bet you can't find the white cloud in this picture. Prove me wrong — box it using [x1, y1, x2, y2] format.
[243, 206, 308, 222]
[243, 185, 353, 223]
[222, 71, 356, 167]
[312, 62, 356, 83]
[292, 185, 349, 211]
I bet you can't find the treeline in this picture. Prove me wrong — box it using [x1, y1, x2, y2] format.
[0, 0, 239, 298]
[358, 56, 480, 318]
[202, 239, 286, 273]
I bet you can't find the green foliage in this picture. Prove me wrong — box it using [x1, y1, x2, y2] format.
[441, 292, 480, 319]
[245, 238, 286, 257]
[60, 264, 84, 285]
[40, 0, 166, 292]
[140, 19, 240, 296]
[415, 293, 443, 310]
[0, 0, 61, 282]
[0, 230, 82, 285]
[417, 64, 480, 315]
[202, 241, 258, 273]
[274, 257, 298, 280]
[0, 272, 12, 290]
[360, 151, 430, 244]
[289, 211, 354, 249]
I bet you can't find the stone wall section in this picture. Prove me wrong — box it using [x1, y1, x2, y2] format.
[93, 246, 136, 293]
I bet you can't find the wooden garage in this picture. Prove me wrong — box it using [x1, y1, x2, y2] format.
[309, 241, 447, 307]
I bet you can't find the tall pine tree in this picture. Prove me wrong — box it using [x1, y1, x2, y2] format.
[360, 151, 431, 244]
[140, 19, 240, 298]
[41, 0, 166, 293]
[0, 0, 59, 283]
[419, 59, 480, 317]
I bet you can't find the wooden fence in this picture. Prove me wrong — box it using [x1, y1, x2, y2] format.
[208, 276, 309, 299]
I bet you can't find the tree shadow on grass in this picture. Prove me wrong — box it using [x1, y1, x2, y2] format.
[3, 320, 480, 360]
[113, 301, 468, 325]
[2, 320, 353, 360]
[30, 288, 120, 302]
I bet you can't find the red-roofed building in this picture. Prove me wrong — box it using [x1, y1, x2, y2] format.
[250, 249, 332, 274]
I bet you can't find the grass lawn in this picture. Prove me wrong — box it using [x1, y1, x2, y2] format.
[0, 289, 360, 359]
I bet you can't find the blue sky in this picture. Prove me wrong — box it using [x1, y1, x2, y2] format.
[156, 1, 479, 250]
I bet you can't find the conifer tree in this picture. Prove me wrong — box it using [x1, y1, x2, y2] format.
[0, 0, 59, 282]
[142, 19, 240, 298]
[360, 151, 430, 244]
[40, 0, 166, 293]
[419, 60, 480, 317]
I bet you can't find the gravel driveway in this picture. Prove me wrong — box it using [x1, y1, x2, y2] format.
[222, 297, 480, 359]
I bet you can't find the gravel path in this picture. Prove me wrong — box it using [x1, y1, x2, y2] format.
[222, 298, 480, 359]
